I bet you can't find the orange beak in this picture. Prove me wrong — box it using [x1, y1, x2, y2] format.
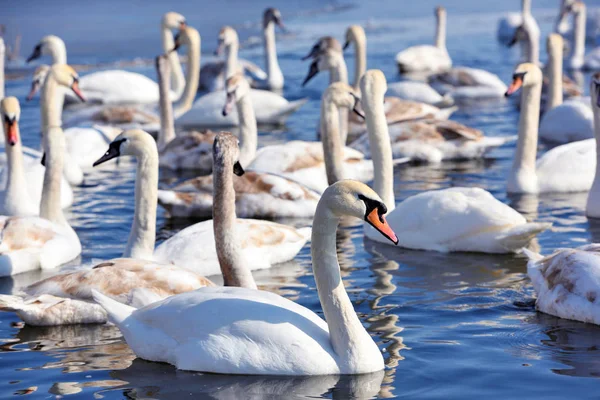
[366, 208, 398, 245]
[505, 76, 523, 97]
[5, 121, 18, 146]
[71, 81, 86, 102]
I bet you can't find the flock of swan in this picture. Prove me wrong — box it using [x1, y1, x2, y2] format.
[0, 0, 599, 378]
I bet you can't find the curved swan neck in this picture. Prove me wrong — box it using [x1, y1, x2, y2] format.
[157, 56, 176, 149]
[123, 144, 158, 260]
[510, 81, 541, 191]
[48, 38, 67, 64]
[161, 25, 185, 99]
[213, 155, 257, 289]
[236, 94, 257, 167]
[0, 39, 5, 99]
[321, 99, 345, 185]
[362, 80, 395, 210]
[351, 31, 367, 91]
[173, 33, 200, 118]
[5, 127, 29, 209]
[547, 38, 563, 110]
[225, 41, 239, 81]
[331, 54, 349, 85]
[571, 4, 586, 68]
[311, 197, 376, 365]
[263, 21, 283, 88]
[435, 10, 447, 50]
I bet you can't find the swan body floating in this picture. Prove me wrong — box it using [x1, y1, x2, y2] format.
[385, 81, 453, 107]
[353, 70, 550, 253]
[395, 7, 452, 74]
[585, 75, 600, 218]
[526, 245, 600, 326]
[158, 74, 319, 218]
[0, 66, 83, 277]
[428, 67, 508, 101]
[92, 179, 397, 375]
[505, 63, 595, 194]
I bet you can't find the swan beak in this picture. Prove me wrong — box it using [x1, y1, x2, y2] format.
[4, 119, 17, 146]
[366, 208, 398, 245]
[179, 20, 187, 30]
[171, 33, 181, 52]
[302, 44, 320, 61]
[71, 81, 86, 102]
[505, 73, 525, 97]
[41, 153, 46, 166]
[233, 161, 245, 176]
[302, 61, 320, 87]
[93, 142, 121, 167]
[343, 40, 350, 50]
[222, 92, 235, 116]
[26, 45, 42, 63]
[26, 81, 40, 102]
[351, 94, 364, 119]
[594, 73, 600, 108]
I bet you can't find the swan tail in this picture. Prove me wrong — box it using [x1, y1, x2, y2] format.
[392, 156, 411, 165]
[0, 294, 26, 312]
[482, 135, 518, 148]
[270, 98, 308, 123]
[522, 247, 544, 262]
[497, 222, 552, 252]
[92, 289, 135, 326]
[436, 105, 458, 120]
[297, 227, 312, 242]
[434, 93, 456, 108]
[157, 189, 180, 208]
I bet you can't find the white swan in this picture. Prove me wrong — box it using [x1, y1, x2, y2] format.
[395, 6, 452, 74]
[505, 63, 595, 193]
[354, 70, 550, 253]
[247, 82, 374, 193]
[93, 128, 310, 276]
[428, 67, 508, 101]
[177, 26, 306, 128]
[525, 245, 600, 325]
[92, 179, 397, 375]
[0, 65, 82, 277]
[157, 74, 320, 218]
[539, 34, 593, 143]
[503, 0, 541, 65]
[27, 12, 186, 104]
[566, 1, 600, 71]
[585, 75, 600, 217]
[557, 0, 600, 52]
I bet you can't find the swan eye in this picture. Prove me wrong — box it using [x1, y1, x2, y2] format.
[358, 194, 387, 221]
[512, 72, 527, 81]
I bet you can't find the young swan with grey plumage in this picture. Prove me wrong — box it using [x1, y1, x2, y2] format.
[92, 177, 397, 375]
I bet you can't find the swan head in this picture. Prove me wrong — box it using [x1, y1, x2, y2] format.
[47, 64, 86, 102]
[592, 73, 600, 109]
[546, 33, 563, 56]
[323, 82, 363, 119]
[321, 180, 398, 245]
[263, 8, 284, 30]
[27, 35, 65, 63]
[435, 6, 446, 17]
[302, 36, 342, 61]
[213, 132, 245, 176]
[222, 74, 250, 116]
[343, 25, 365, 50]
[162, 12, 186, 30]
[26, 64, 51, 102]
[302, 45, 344, 87]
[505, 63, 542, 97]
[360, 70, 387, 111]
[0, 97, 20, 147]
[93, 129, 157, 167]
[215, 26, 239, 56]
[172, 26, 200, 53]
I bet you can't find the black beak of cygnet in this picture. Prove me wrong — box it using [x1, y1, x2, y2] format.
[93, 138, 126, 167]
[26, 44, 42, 63]
[171, 33, 181, 52]
[233, 161, 245, 176]
[594, 73, 600, 108]
[302, 43, 320, 61]
[302, 61, 320, 87]
[351, 93, 365, 120]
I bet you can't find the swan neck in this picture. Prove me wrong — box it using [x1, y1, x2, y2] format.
[311, 200, 375, 365]
[213, 157, 257, 289]
[364, 89, 395, 210]
[435, 11, 447, 49]
[49, 39, 67, 64]
[0, 39, 4, 99]
[572, 6, 586, 66]
[41, 77, 65, 130]
[39, 128, 67, 226]
[157, 56, 176, 149]
[263, 22, 283, 87]
[5, 128, 29, 209]
[173, 35, 200, 118]
[512, 83, 541, 184]
[237, 94, 257, 167]
[123, 148, 158, 260]
[547, 40, 563, 110]
[331, 55, 349, 85]
[225, 42, 239, 81]
[352, 36, 367, 90]
[592, 97, 600, 191]
[522, 0, 532, 15]
[162, 25, 185, 99]
[321, 100, 345, 185]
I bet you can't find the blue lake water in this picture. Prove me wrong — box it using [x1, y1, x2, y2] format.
[2, 0, 600, 398]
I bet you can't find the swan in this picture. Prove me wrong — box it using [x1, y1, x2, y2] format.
[91, 179, 397, 375]
[93, 128, 311, 276]
[557, 0, 600, 46]
[566, 1, 600, 71]
[304, 37, 455, 143]
[503, 0, 541, 64]
[61, 25, 200, 132]
[0, 130, 276, 326]
[0, 64, 82, 277]
[344, 24, 454, 107]
[427, 66, 508, 101]
[157, 74, 320, 218]
[353, 70, 550, 253]
[585, 74, 600, 217]
[177, 27, 306, 128]
[27, 12, 186, 104]
[200, 9, 284, 91]
[539, 34, 593, 143]
[525, 245, 600, 325]
[505, 63, 595, 193]
[395, 6, 452, 74]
